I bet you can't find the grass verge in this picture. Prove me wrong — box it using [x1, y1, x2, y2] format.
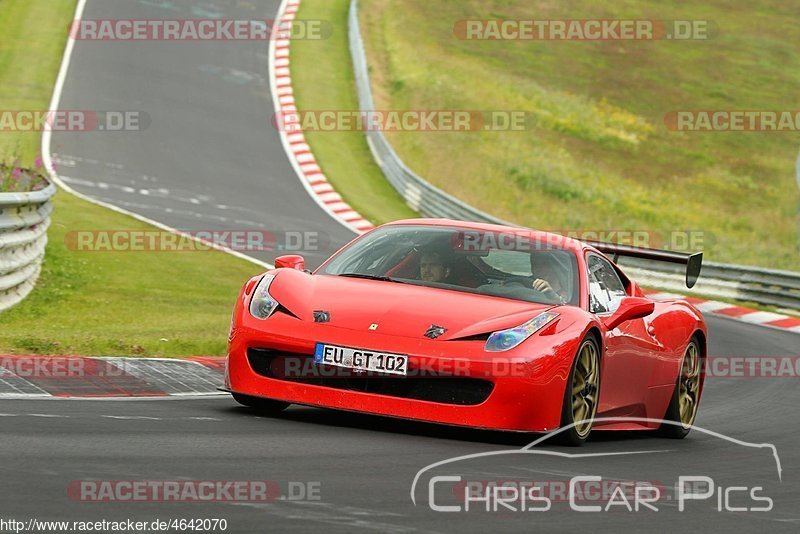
[290, 0, 418, 223]
[0, 0, 264, 357]
[353, 0, 799, 269]
[0, 193, 263, 356]
[0, 0, 78, 164]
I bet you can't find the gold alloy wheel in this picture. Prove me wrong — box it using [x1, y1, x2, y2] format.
[679, 341, 702, 429]
[571, 340, 600, 437]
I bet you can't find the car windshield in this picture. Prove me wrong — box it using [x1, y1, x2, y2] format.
[317, 225, 579, 306]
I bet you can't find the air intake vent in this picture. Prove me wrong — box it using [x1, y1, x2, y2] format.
[246, 348, 494, 406]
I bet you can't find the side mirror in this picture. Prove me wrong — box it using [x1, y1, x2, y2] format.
[275, 254, 305, 271]
[602, 297, 655, 330]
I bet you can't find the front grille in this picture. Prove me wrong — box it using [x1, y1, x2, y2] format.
[247, 348, 494, 406]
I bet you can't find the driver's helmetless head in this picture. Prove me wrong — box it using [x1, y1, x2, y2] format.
[419, 251, 450, 283]
[530, 254, 562, 287]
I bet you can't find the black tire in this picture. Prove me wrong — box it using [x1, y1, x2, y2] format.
[658, 336, 703, 439]
[232, 393, 290, 414]
[557, 335, 601, 446]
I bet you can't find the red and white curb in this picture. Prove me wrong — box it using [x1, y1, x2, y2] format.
[0, 356, 226, 398]
[270, 0, 375, 235]
[647, 291, 800, 334]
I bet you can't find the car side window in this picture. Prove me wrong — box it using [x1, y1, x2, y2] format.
[587, 254, 627, 314]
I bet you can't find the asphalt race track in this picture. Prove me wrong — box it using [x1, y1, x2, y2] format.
[2, 316, 799, 532]
[50, 0, 355, 268]
[7, 0, 799, 532]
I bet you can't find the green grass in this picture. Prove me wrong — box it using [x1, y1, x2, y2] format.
[0, 0, 265, 356]
[290, 0, 418, 223]
[0, 192, 264, 357]
[346, 0, 798, 269]
[0, 0, 78, 165]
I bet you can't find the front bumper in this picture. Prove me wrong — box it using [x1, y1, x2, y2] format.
[227, 311, 574, 432]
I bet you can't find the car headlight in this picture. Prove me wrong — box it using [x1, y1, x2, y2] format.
[249, 274, 279, 320]
[485, 311, 559, 352]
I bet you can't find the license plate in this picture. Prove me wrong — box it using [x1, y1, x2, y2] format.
[314, 343, 408, 376]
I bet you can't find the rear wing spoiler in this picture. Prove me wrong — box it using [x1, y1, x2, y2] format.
[584, 241, 703, 289]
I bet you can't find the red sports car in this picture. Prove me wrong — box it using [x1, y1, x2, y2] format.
[224, 219, 706, 444]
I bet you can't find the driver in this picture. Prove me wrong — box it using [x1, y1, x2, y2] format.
[418, 250, 452, 283]
[530, 252, 570, 304]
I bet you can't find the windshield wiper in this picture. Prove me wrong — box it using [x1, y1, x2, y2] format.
[337, 273, 405, 283]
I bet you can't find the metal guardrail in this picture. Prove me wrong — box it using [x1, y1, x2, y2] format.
[618, 258, 800, 311]
[0, 182, 56, 313]
[348, 0, 800, 311]
[348, 0, 512, 226]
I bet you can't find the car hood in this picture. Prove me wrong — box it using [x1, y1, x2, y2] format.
[268, 269, 554, 340]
